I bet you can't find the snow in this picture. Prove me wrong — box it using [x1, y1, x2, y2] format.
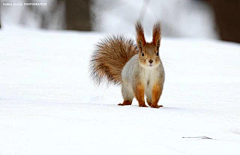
[1, 26, 240, 155]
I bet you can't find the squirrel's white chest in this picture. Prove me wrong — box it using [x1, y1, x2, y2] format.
[141, 68, 158, 89]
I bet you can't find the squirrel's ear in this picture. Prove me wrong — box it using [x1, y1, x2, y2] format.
[136, 22, 146, 51]
[152, 22, 161, 50]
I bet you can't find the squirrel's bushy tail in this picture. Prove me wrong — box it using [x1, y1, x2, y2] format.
[90, 36, 138, 85]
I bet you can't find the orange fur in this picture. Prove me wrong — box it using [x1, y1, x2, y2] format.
[90, 36, 138, 85]
[118, 100, 132, 106]
[151, 84, 163, 108]
[90, 22, 164, 108]
[152, 23, 161, 47]
[134, 83, 147, 107]
[136, 22, 146, 50]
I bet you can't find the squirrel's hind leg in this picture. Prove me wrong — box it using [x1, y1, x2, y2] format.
[146, 98, 152, 107]
[118, 100, 132, 106]
[145, 88, 152, 106]
[118, 82, 134, 106]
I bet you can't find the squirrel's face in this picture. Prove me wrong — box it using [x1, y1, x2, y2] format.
[136, 22, 162, 68]
[139, 43, 161, 68]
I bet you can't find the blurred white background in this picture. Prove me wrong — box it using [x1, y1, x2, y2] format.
[1, 0, 240, 43]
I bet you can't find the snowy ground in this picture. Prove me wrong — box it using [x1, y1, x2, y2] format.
[0, 26, 240, 155]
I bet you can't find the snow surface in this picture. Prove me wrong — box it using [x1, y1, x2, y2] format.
[0, 26, 240, 155]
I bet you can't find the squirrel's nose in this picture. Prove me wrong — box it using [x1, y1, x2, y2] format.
[149, 59, 153, 64]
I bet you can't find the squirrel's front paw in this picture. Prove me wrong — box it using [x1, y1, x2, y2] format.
[139, 103, 148, 107]
[151, 104, 163, 108]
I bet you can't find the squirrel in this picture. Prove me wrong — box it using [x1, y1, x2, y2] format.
[90, 22, 165, 108]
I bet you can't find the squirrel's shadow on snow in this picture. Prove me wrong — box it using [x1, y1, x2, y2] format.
[161, 106, 190, 111]
[94, 104, 206, 114]
[115, 105, 193, 112]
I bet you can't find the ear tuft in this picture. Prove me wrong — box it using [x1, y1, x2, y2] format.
[136, 22, 146, 51]
[152, 22, 161, 49]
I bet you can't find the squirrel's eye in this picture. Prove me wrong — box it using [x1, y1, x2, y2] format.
[156, 52, 159, 56]
[142, 53, 144, 56]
